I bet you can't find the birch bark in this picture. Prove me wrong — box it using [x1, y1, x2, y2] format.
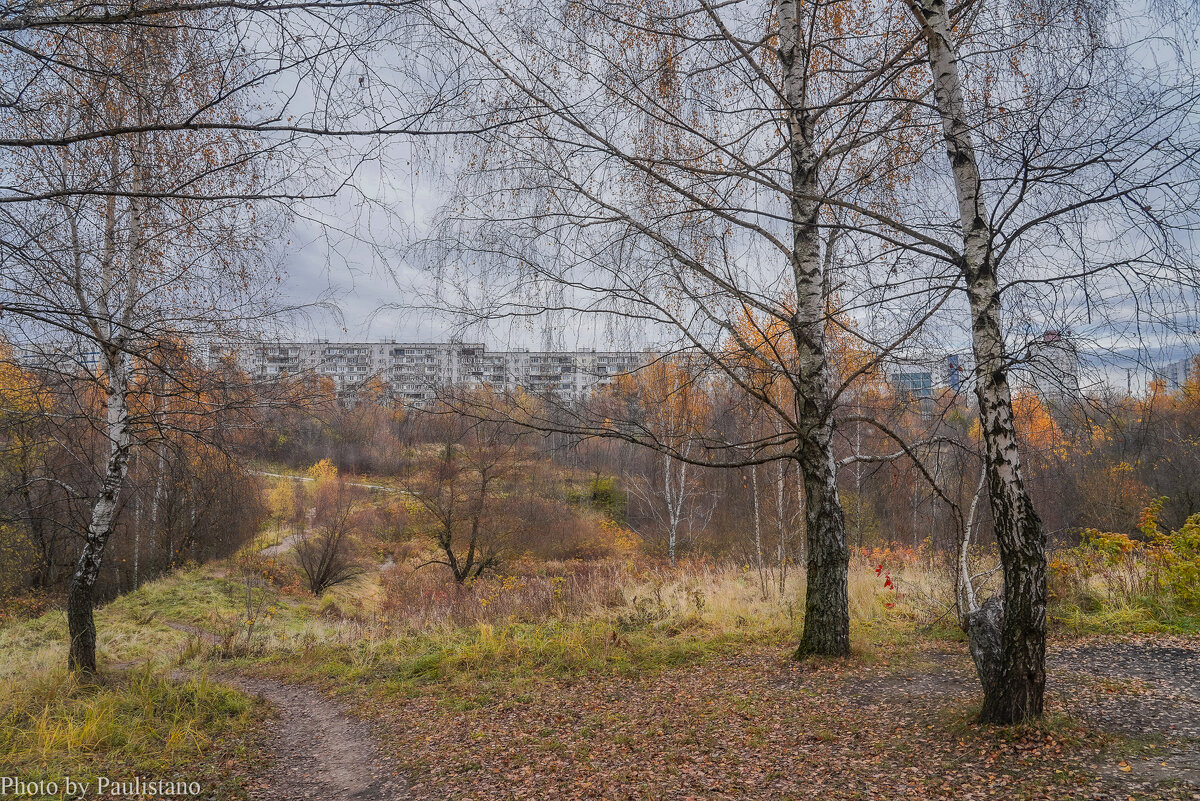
[905, 0, 1047, 723]
[779, 0, 850, 658]
[66, 106, 144, 673]
[67, 346, 134, 672]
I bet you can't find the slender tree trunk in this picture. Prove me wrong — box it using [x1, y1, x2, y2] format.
[776, 456, 786, 594]
[132, 456, 140, 591]
[854, 413, 863, 548]
[665, 451, 678, 563]
[906, 0, 1046, 723]
[795, 462, 806, 564]
[67, 349, 133, 673]
[188, 475, 198, 563]
[779, 0, 851, 658]
[911, 486, 919, 549]
[958, 466, 986, 621]
[152, 434, 165, 568]
[68, 108, 144, 672]
[20, 477, 53, 589]
[751, 464, 767, 600]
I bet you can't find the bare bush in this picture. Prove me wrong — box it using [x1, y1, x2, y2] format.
[294, 481, 365, 596]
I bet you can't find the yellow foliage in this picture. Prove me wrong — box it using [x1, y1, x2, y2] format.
[1011, 391, 1067, 457]
[265, 481, 296, 521]
[722, 297, 884, 408]
[601, 517, 643, 553]
[612, 360, 710, 447]
[306, 459, 338, 481]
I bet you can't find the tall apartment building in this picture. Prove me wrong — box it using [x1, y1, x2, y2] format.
[883, 335, 1083, 403]
[14, 340, 103, 373]
[1025, 331, 1081, 399]
[216, 340, 653, 402]
[1158, 355, 1198, 391]
[884, 353, 971, 400]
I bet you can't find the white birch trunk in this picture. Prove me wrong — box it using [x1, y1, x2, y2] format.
[751, 464, 767, 600]
[778, 0, 851, 657]
[67, 343, 135, 672]
[905, 0, 1047, 723]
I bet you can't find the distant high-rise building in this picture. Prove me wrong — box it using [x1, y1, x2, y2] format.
[890, 369, 934, 401]
[12, 339, 104, 373]
[946, 353, 964, 393]
[1159, 356, 1198, 390]
[1026, 331, 1080, 399]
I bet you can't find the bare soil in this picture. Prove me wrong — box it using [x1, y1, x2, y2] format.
[166, 621, 410, 800]
[230, 676, 411, 801]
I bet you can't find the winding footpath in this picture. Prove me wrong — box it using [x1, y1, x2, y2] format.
[164, 621, 410, 801]
[232, 676, 411, 801]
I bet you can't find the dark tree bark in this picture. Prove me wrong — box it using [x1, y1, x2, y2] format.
[968, 272, 1047, 723]
[795, 450, 850, 657]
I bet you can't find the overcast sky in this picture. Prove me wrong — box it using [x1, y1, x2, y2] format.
[262, 9, 1199, 377]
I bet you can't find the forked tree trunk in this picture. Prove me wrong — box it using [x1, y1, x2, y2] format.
[779, 0, 851, 658]
[68, 348, 133, 673]
[906, 0, 1047, 723]
[969, 278, 1047, 723]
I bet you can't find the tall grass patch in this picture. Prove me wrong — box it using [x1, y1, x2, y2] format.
[0, 667, 263, 798]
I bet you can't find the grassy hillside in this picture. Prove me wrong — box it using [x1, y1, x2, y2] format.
[2, 482, 1198, 799]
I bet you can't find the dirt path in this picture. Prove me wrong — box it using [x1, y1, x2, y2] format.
[253, 471, 407, 494]
[1049, 638, 1200, 739]
[164, 622, 409, 800]
[1050, 638, 1200, 796]
[260, 533, 302, 557]
[844, 637, 1200, 797]
[230, 676, 411, 801]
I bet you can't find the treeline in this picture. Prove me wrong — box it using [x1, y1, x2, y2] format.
[247, 378, 411, 476]
[233, 359, 1200, 576]
[0, 352, 265, 602]
[598, 364, 1200, 563]
[250, 382, 637, 566]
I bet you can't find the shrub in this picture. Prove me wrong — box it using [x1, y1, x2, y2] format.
[508, 498, 629, 561]
[295, 480, 365, 596]
[1049, 498, 1200, 617]
[587, 475, 625, 520]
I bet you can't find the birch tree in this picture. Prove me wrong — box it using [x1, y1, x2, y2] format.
[422, 0, 948, 657]
[616, 361, 715, 562]
[0, 11, 285, 673]
[896, 0, 1200, 722]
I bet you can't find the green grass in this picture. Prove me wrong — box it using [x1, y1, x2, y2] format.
[1050, 596, 1200, 636]
[0, 572, 222, 683]
[0, 667, 264, 800]
[0, 570, 271, 800]
[240, 617, 770, 702]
